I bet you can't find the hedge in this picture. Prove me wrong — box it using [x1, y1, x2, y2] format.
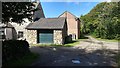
[2, 40, 30, 64]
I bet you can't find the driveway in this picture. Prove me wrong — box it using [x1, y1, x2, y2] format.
[74, 36, 119, 51]
[0, 40, 2, 68]
[30, 36, 118, 67]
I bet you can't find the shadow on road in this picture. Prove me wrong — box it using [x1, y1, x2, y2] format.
[30, 46, 118, 67]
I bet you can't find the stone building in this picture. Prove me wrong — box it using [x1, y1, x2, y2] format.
[1, 1, 81, 45]
[25, 17, 67, 45]
[59, 11, 80, 40]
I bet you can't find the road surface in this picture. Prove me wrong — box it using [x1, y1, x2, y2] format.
[30, 36, 118, 67]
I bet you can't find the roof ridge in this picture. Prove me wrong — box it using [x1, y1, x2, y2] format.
[26, 17, 66, 29]
[58, 11, 77, 18]
[41, 17, 65, 19]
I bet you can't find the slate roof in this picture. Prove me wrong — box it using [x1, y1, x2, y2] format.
[26, 17, 66, 29]
[33, 2, 45, 21]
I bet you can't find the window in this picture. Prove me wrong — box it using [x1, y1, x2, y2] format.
[0, 31, 4, 35]
[18, 31, 23, 38]
[0, 30, 5, 39]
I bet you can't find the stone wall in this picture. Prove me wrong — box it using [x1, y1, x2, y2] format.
[25, 29, 65, 45]
[25, 29, 37, 44]
[54, 30, 63, 45]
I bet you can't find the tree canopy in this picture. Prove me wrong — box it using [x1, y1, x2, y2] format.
[2, 2, 36, 24]
[80, 2, 120, 40]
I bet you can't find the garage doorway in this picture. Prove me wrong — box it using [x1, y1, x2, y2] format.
[38, 30, 53, 44]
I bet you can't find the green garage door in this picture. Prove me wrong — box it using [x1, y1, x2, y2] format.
[39, 30, 53, 43]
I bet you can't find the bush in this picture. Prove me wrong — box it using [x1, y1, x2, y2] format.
[93, 28, 100, 38]
[4, 52, 39, 66]
[2, 40, 30, 64]
[115, 34, 120, 40]
[65, 35, 72, 43]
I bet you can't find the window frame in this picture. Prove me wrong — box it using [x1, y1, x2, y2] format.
[18, 31, 23, 38]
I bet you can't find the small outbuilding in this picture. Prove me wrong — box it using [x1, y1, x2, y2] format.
[0, 23, 17, 40]
[25, 17, 67, 45]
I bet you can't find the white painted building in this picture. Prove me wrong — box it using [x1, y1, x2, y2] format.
[2, 1, 45, 40]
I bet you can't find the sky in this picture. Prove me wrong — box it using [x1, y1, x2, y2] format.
[41, 2, 100, 18]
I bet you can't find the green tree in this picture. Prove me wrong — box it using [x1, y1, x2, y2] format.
[80, 2, 120, 40]
[2, 2, 36, 24]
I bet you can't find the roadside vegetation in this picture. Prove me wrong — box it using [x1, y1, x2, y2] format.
[2, 40, 39, 66]
[4, 52, 39, 66]
[64, 40, 80, 47]
[80, 2, 120, 40]
[2, 2, 35, 24]
[91, 34, 120, 42]
[80, 2, 120, 67]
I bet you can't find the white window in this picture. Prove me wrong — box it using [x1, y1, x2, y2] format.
[0, 30, 5, 39]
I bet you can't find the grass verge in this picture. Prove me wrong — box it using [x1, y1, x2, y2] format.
[91, 35, 120, 42]
[31, 44, 62, 47]
[4, 52, 39, 66]
[31, 40, 80, 47]
[64, 40, 80, 47]
[97, 38, 120, 42]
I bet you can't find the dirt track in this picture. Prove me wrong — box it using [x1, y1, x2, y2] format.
[30, 36, 118, 67]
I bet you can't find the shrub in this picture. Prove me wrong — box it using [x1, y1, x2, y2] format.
[115, 34, 120, 40]
[65, 35, 72, 43]
[2, 40, 30, 64]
